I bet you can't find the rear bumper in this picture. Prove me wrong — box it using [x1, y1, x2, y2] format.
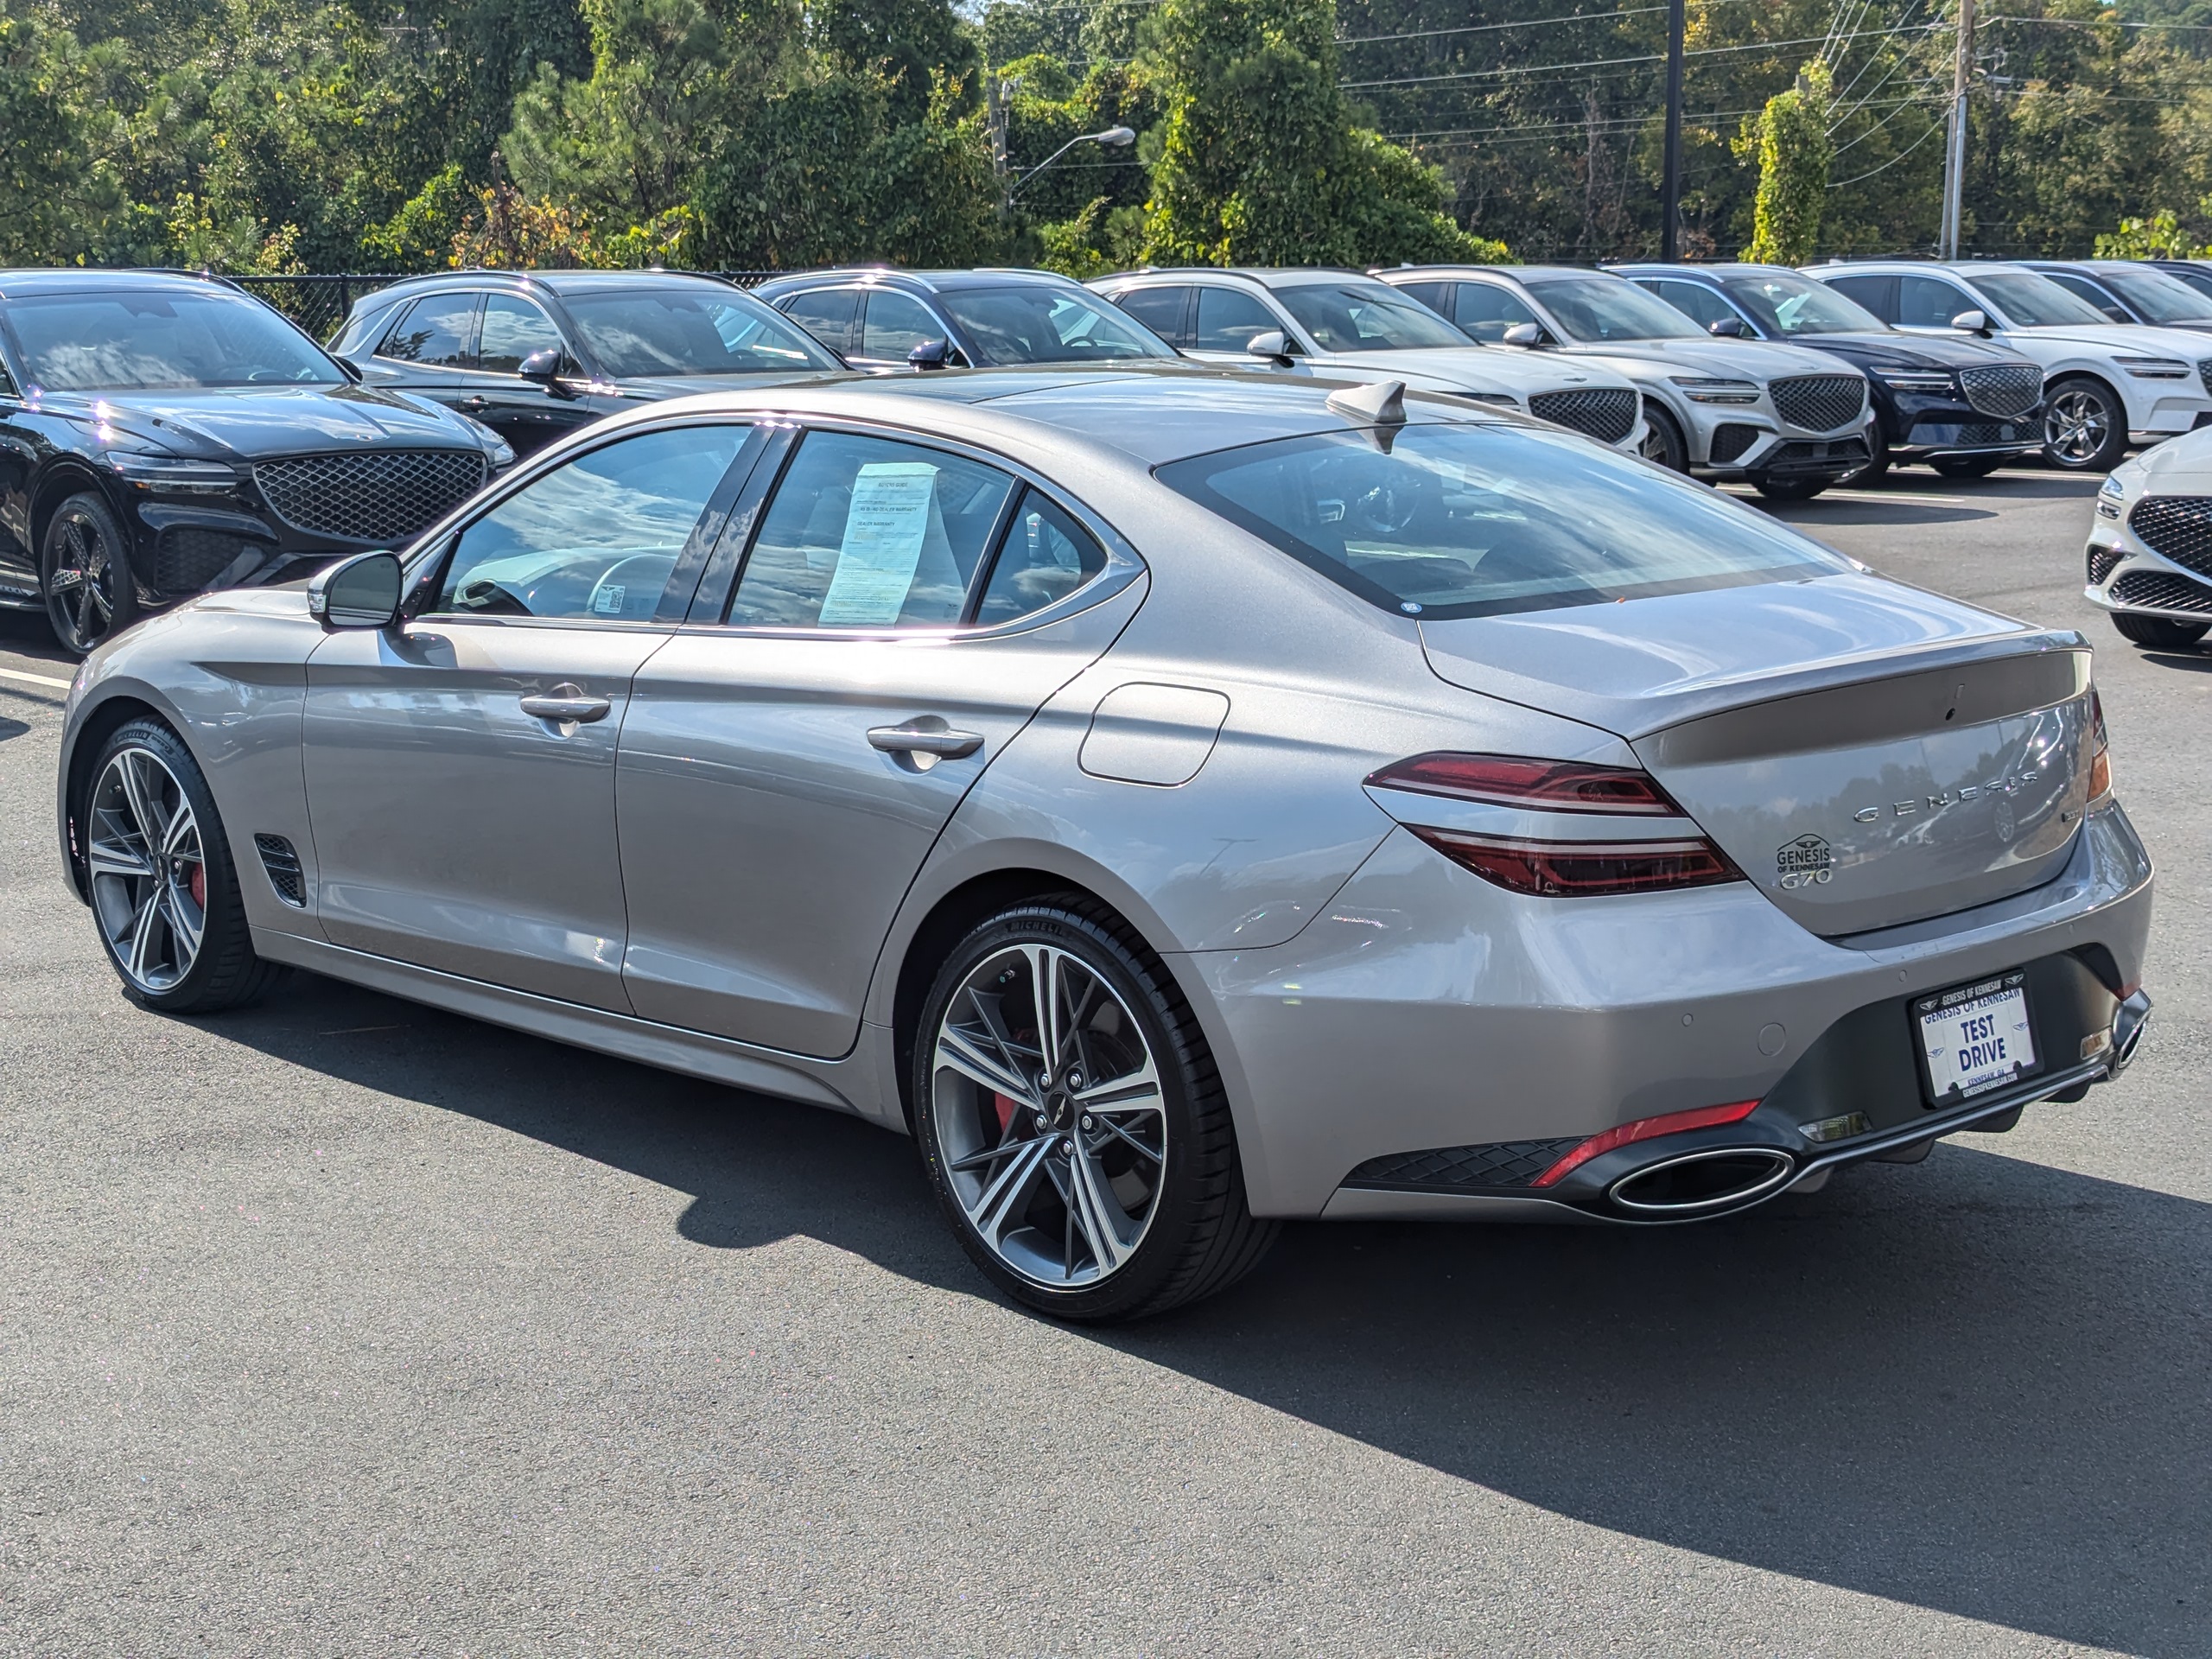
[1186, 802, 2152, 1217]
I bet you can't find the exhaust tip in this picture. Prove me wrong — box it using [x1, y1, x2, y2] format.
[1609, 1147, 1796, 1216]
[2111, 989, 2152, 1072]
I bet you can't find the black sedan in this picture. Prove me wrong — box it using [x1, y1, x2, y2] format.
[1615, 263, 2047, 484]
[332, 270, 845, 456]
[753, 268, 1180, 372]
[0, 268, 512, 654]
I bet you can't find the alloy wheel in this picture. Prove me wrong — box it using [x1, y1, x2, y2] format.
[47, 506, 118, 653]
[930, 942, 1167, 1288]
[86, 746, 207, 995]
[2045, 388, 2111, 467]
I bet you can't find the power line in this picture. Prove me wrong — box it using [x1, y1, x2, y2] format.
[1830, 112, 1947, 186]
[1339, 23, 1939, 92]
[1336, 0, 1766, 50]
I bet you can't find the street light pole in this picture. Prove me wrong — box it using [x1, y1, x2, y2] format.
[1661, 0, 1684, 260]
[1006, 127, 1138, 213]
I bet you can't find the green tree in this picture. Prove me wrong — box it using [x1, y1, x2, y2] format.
[1141, 0, 1501, 265]
[0, 0, 131, 264]
[1738, 58, 1831, 266]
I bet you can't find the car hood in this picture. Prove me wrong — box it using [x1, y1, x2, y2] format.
[44, 383, 480, 461]
[1419, 570, 2058, 737]
[1551, 335, 1853, 382]
[2005, 322, 2212, 359]
[2118, 423, 2212, 487]
[1305, 346, 1637, 399]
[1776, 332, 2034, 372]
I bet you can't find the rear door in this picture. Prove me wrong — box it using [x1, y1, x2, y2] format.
[616, 424, 1142, 1056]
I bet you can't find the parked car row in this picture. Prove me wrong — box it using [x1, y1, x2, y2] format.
[7, 256, 2210, 658]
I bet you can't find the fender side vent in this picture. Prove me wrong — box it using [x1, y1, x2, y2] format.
[254, 834, 306, 907]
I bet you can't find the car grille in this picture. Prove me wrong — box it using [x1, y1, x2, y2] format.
[1528, 387, 1639, 444]
[2126, 495, 2212, 576]
[253, 449, 487, 543]
[2088, 543, 2124, 585]
[1764, 436, 1870, 467]
[2112, 569, 2212, 613]
[1955, 423, 2021, 447]
[1959, 365, 2043, 418]
[1344, 1138, 1586, 1192]
[2199, 359, 2212, 397]
[1708, 423, 1760, 463]
[1770, 373, 1866, 431]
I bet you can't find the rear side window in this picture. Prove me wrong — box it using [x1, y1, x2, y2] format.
[1157, 423, 1844, 620]
[729, 432, 1017, 628]
[380, 293, 478, 365]
[976, 490, 1108, 625]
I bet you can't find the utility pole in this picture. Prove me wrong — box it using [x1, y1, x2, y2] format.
[1661, 0, 1684, 259]
[1941, 0, 1975, 259]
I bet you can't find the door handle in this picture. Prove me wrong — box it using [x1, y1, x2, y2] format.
[868, 721, 983, 760]
[520, 683, 612, 724]
[458, 396, 492, 412]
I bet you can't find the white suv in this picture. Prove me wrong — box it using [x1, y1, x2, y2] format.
[1804, 261, 2212, 472]
[1087, 269, 1649, 454]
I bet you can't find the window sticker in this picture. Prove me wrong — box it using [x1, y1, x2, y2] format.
[818, 461, 943, 625]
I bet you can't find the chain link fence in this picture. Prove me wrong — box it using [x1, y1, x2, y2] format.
[229, 270, 785, 340]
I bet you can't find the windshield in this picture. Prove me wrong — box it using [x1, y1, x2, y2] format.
[1720, 271, 1885, 336]
[1273, 281, 1472, 352]
[0, 289, 340, 391]
[1968, 272, 2111, 328]
[936, 287, 1177, 365]
[1158, 421, 1844, 620]
[1524, 276, 1705, 341]
[562, 289, 839, 377]
[2097, 267, 2212, 324]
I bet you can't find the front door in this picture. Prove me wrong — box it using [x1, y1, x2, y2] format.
[617, 425, 1141, 1056]
[302, 420, 761, 1008]
[467, 291, 605, 456]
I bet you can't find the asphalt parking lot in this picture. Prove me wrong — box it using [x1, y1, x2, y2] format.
[1, 468, 2205, 1656]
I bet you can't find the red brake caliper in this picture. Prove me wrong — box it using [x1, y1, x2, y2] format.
[992, 1092, 1019, 1135]
[188, 865, 206, 908]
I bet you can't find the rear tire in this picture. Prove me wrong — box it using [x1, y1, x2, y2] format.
[1930, 454, 2005, 480]
[41, 492, 139, 658]
[2112, 612, 2209, 650]
[1750, 474, 1830, 501]
[82, 719, 283, 1013]
[912, 897, 1275, 1322]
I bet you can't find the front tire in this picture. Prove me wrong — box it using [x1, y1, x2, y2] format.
[1638, 404, 1688, 473]
[913, 899, 1274, 1322]
[2112, 612, 2209, 650]
[82, 720, 282, 1013]
[2042, 376, 2127, 473]
[41, 492, 139, 658]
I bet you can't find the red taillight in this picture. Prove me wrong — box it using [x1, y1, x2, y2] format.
[1407, 826, 1744, 897]
[1533, 1098, 1763, 1187]
[1366, 752, 1684, 815]
[2087, 688, 2112, 803]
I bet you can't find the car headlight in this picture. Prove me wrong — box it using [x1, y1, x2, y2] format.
[2113, 356, 2190, 379]
[1669, 376, 1760, 404]
[453, 412, 515, 470]
[2097, 473, 2128, 520]
[1877, 371, 1955, 393]
[104, 451, 241, 493]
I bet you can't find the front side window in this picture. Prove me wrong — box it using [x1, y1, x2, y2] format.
[1158, 422, 1844, 621]
[2094, 268, 2212, 324]
[1109, 285, 1192, 346]
[1452, 282, 1541, 342]
[560, 289, 836, 377]
[1643, 279, 1741, 332]
[729, 432, 1018, 628]
[0, 290, 342, 391]
[476, 295, 570, 373]
[1965, 272, 2111, 329]
[1273, 281, 1471, 352]
[1822, 274, 1897, 321]
[861, 291, 945, 359]
[1718, 271, 1885, 336]
[2161, 265, 2212, 304]
[433, 424, 751, 621]
[1193, 286, 1282, 352]
[2041, 273, 2129, 324]
[780, 289, 861, 353]
[380, 293, 478, 366]
[935, 288, 1178, 365]
[1521, 276, 1704, 342]
[1897, 275, 1976, 329]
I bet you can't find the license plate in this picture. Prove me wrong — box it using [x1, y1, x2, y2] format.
[1915, 971, 2040, 1103]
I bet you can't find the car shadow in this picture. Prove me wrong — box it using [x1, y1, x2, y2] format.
[2140, 649, 2212, 674]
[211, 969, 2209, 1656]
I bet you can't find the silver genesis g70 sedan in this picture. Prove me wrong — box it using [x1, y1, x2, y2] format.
[55, 367, 2154, 1320]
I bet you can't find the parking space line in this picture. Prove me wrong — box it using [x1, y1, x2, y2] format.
[0, 665, 72, 691]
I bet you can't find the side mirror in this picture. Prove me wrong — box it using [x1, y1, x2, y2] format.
[308, 550, 403, 630]
[1501, 321, 1544, 347]
[1949, 308, 1990, 335]
[908, 338, 954, 372]
[518, 348, 581, 398]
[1244, 329, 1293, 363]
[332, 355, 365, 382]
[1707, 317, 1748, 338]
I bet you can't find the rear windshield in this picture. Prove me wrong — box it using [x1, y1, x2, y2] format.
[1157, 421, 1846, 620]
[562, 289, 839, 377]
[0, 289, 340, 391]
